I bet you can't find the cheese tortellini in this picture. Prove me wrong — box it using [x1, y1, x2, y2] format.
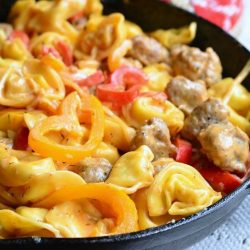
[106, 146, 154, 194]
[134, 160, 222, 229]
[122, 97, 184, 135]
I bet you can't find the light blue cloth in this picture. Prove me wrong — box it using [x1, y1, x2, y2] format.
[188, 197, 250, 250]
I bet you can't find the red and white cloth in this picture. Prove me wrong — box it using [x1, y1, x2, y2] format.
[163, 0, 250, 50]
[164, 0, 243, 31]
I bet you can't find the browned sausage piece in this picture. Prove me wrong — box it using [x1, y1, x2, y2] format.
[77, 157, 112, 183]
[166, 76, 208, 115]
[132, 118, 176, 160]
[198, 122, 249, 173]
[171, 45, 222, 87]
[182, 98, 229, 140]
[128, 35, 170, 65]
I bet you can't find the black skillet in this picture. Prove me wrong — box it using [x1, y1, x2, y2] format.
[0, 0, 250, 249]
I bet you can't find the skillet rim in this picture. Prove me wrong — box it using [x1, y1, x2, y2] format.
[1, 0, 250, 244]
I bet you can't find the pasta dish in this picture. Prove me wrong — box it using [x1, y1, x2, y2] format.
[0, 0, 249, 238]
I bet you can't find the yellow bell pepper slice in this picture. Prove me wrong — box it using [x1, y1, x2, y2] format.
[228, 107, 250, 135]
[34, 183, 139, 235]
[11, 171, 85, 204]
[29, 92, 104, 163]
[23, 111, 47, 130]
[208, 78, 250, 114]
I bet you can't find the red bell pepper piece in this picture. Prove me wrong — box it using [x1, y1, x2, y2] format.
[9, 30, 30, 47]
[97, 84, 141, 104]
[110, 66, 148, 86]
[96, 66, 147, 106]
[192, 155, 243, 194]
[175, 138, 193, 164]
[198, 166, 242, 194]
[55, 41, 73, 66]
[75, 71, 105, 87]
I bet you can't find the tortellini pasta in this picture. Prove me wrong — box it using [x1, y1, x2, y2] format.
[208, 78, 250, 135]
[93, 142, 120, 165]
[9, 0, 89, 43]
[10, 171, 85, 204]
[122, 97, 184, 135]
[0, 145, 55, 187]
[150, 22, 197, 48]
[106, 146, 154, 194]
[0, 38, 31, 61]
[0, 145, 85, 204]
[77, 13, 126, 60]
[0, 207, 61, 238]
[30, 32, 71, 58]
[134, 160, 221, 229]
[104, 106, 136, 151]
[143, 63, 172, 92]
[0, 59, 65, 111]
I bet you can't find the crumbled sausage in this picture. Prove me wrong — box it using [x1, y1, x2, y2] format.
[166, 76, 208, 115]
[128, 35, 170, 65]
[132, 118, 176, 160]
[198, 122, 249, 173]
[77, 157, 112, 183]
[182, 98, 229, 140]
[171, 45, 222, 87]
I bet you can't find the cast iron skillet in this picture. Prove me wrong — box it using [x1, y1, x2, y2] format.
[0, 0, 250, 249]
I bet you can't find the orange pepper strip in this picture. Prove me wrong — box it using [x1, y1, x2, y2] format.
[28, 92, 104, 163]
[34, 183, 139, 234]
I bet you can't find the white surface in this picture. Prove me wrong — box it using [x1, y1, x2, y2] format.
[188, 197, 250, 250]
[188, 1, 250, 249]
[231, 0, 250, 50]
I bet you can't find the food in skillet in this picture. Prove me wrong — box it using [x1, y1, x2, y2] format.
[0, 0, 249, 238]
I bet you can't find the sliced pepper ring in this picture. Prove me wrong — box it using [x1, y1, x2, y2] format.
[96, 66, 148, 105]
[29, 92, 104, 163]
[34, 183, 139, 235]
